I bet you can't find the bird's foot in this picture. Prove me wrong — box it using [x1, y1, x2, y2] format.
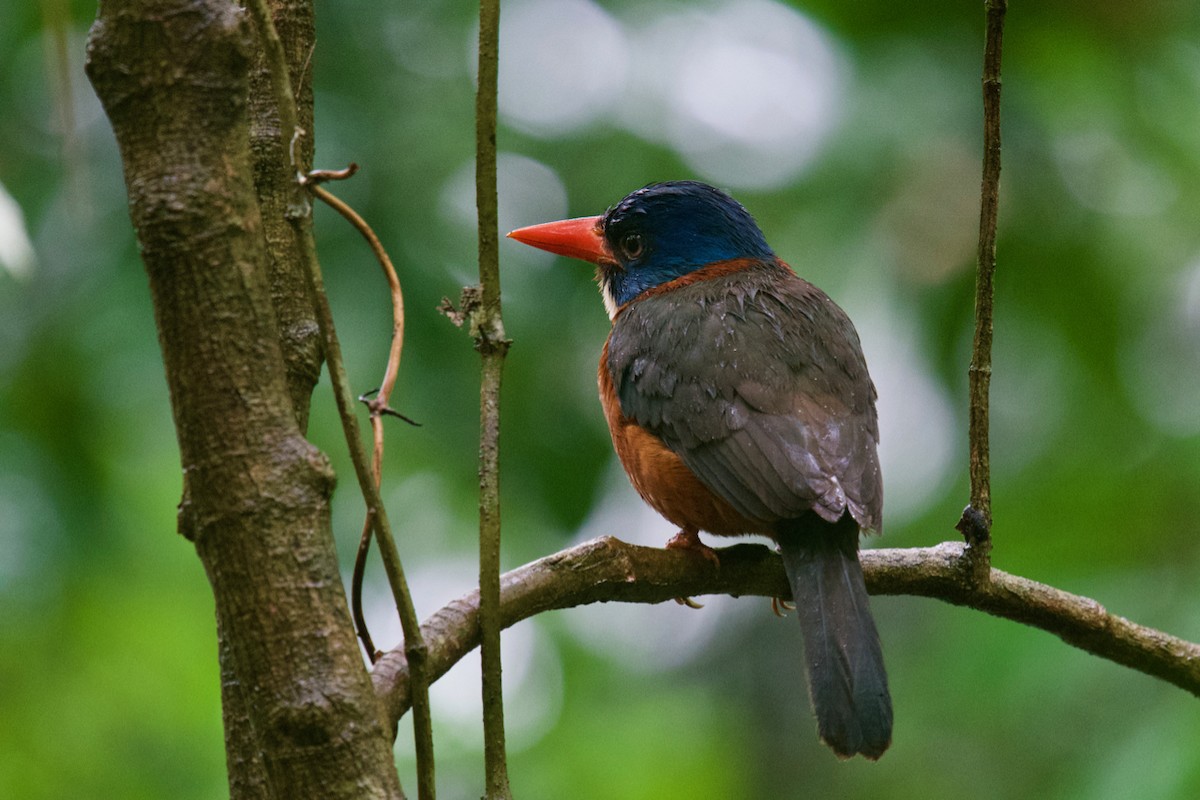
[666, 529, 720, 567]
[770, 597, 796, 617]
[666, 529, 719, 608]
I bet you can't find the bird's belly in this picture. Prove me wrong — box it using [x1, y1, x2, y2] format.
[598, 357, 767, 538]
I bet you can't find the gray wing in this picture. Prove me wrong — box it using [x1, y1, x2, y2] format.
[607, 262, 882, 530]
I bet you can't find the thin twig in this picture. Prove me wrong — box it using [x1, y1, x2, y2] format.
[305, 242, 435, 796]
[371, 537, 1200, 725]
[961, 0, 1006, 580]
[305, 180, 434, 794]
[242, 0, 435, 793]
[474, 0, 512, 794]
[962, 0, 1007, 565]
[306, 180, 410, 663]
[306, 162, 359, 184]
[352, 515, 379, 660]
[305, 183, 408, 421]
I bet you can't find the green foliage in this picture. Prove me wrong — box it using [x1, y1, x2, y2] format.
[2, 0, 1198, 797]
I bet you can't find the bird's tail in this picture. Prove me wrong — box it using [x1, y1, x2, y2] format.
[777, 513, 892, 760]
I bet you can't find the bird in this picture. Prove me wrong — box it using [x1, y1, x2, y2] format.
[507, 180, 892, 760]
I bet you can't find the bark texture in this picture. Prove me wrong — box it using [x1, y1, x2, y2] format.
[373, 537, 1200, 724]
[85, 1, 402, 797]
[246, 0, 323, 428]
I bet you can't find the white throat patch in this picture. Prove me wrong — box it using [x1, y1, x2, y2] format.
[598, 270, 619, 321]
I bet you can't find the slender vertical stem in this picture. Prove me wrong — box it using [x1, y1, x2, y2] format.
[307, 263, 435, 799]
[304, 179, 436, 800]
[962, 0, 1006, 557]
[475, 0, 513, 794]
[243, 0, 307, 215]
[305, 179, 413, 665]
[244, 1, 435, 795]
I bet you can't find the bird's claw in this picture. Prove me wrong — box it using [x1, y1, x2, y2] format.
[771, 597, 796, 617]
[665, 529, 720, 567]
[666, 529, 717, 608]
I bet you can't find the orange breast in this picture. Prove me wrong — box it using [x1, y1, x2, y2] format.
[598, 340, 767, 538]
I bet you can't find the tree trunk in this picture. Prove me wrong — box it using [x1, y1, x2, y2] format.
[85, 1, 402, 797]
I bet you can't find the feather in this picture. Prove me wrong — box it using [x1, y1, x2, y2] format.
[608, 260, 881, 527]
[777, 514, 892, 760]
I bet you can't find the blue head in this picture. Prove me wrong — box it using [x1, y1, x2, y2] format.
[508, 181, 776, 318]
[598, 181, 775, 311]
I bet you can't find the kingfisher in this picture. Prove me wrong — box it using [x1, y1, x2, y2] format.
[508, 180, 892, 760]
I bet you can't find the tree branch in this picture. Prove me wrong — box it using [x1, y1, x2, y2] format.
[372, 538, 1200, 724]
[86, 1, 404, 796]
[217, 615, 271, 800]
[235, 1, 322, 793]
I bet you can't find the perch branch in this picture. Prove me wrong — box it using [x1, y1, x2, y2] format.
[372, 538, 1200, 724]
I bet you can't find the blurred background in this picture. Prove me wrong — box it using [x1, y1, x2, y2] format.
[3, 0, 1200, 797]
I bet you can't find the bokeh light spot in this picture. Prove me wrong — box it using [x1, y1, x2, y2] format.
[850, 290, 958, 525]
[0, 182, 36, 280]
[1055, 130, 1178, 218]
[620, 0, 846, 190]
[440, 152, 569, 249]
[1121, 259, 1200, 436]
[494, 0, 629, 136]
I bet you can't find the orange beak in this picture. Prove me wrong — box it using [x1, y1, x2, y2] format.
[506, 215, 611, 264]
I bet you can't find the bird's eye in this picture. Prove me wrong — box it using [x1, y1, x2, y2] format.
[620, 233, 644, 260]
